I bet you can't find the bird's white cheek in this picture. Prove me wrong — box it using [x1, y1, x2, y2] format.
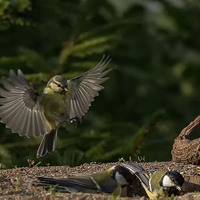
[162, 175, 175, 187]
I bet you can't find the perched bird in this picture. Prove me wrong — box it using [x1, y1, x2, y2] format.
[0, 56, 111, 158]
[122, 161, 184, 199]
[35, 163, 135, 196]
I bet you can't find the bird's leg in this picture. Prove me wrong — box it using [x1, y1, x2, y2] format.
[63, 117, 82, 124]
[64, 118, 74, 124]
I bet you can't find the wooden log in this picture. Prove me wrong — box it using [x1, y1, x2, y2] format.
[172, 115, 200, 165]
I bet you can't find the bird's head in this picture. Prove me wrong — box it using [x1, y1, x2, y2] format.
[160, 171, 184, 195]
[45, 75, 68, 94]
[110, 165, 134, 187]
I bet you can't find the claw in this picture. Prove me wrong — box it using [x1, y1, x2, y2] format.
[70, 116, 82, 125]
[63, 117, 82, 124]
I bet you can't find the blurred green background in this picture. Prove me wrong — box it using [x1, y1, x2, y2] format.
[1, 0, 200, 169]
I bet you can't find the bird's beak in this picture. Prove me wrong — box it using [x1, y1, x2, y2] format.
[64, 86, 68, 92]
[176, 186, 182, 191]
[61, 86, 68, 94]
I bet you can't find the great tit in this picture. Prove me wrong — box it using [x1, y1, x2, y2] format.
[122, 161, 184, 199]
[35, 163, 135, 196]
[0, 56, 111, 158]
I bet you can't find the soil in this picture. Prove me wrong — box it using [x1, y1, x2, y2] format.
[1, 161, 200, 200]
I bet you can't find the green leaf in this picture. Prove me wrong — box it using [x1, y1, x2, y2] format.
[0, 0, 9, 15]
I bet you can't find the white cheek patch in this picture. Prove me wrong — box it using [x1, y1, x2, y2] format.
[162, 175, 175, 187]
[115, 172, 128, 186]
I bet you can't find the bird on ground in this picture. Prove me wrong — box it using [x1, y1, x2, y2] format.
[0, 56, 111, 158]
[122, 161, 184, 199]
[35, 162, 135, 196]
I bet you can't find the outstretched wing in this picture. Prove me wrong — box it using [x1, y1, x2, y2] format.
[68, 55, 111, 119]
[0, 70, 51, 138]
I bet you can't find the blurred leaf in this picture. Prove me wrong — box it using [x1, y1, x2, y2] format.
[11, 0, 31, 12]
[59, 35, 119, 64]
[0, 0, 9, 15]
[0, 146, 12, 169]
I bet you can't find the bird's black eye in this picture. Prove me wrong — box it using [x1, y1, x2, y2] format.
[55, 83, 62, 87]
[53, 81, 62, 88]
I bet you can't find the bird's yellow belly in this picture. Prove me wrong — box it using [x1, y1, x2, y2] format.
[43, 93, 70, 128]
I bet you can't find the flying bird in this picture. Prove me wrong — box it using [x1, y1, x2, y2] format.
[0, 56, 111, 158]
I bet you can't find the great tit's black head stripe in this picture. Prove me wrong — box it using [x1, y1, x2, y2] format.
[165, 171, 184, 187]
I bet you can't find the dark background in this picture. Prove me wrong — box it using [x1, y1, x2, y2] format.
[1, 0, 200, 169]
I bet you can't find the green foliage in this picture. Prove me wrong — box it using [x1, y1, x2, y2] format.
[0, 145, 12, 168]
[0, 0, 10, 15]
[0, 0, 31, 29]
[1, 0, 200, 168]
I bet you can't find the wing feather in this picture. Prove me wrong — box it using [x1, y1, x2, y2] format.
[10, 104, 26, 133]
[31, 109, 36, 137]
[74, 96, 84, 116]
[0, 70, 51, 138]
[18, 69, 29, 87]
[77, 90, 88, 110]
[0, 87, 12, 98]
[75, 91, 86, 115]
[81, 83, 98, 97]
[2, 77, 15, 91]
[9, 70, 22, 88]
[1, 100, 23, 125]
[68, 56, 111, 119]
[79, 85, 92, 105]
[25, 109, 32, 137]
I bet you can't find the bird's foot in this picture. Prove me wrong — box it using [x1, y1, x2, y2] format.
[63, 117, 82, 125]
[74, 116, 82, 124]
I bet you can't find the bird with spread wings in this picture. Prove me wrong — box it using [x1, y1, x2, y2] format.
[0, 56, 111, 158]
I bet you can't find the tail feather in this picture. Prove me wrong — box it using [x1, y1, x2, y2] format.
[37, 176, 98, 193]
[36, 129, 57, 158]
[38, 177, 72, 187]
[36, 177, 76, 192]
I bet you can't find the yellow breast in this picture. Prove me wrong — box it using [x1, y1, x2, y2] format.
[43, 92, 70, 128]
